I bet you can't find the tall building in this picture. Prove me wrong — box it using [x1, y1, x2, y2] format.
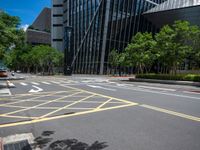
[52, 0, 200, 74]
[51, 0, 64, 52]
[26, 7, 51, 45]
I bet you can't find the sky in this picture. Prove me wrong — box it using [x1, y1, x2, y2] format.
[0, 0, 51, 30]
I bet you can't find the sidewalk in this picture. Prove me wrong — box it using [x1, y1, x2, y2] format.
[129, 78, 200, 87]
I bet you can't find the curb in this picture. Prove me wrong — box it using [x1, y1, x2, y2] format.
[129, 78, 200, 87]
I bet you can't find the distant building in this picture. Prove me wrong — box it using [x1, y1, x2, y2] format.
[51, 0, 64, 52]
[26, 7, 51, 45]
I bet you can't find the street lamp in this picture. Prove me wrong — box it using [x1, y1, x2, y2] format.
[64, 26, 73, 76]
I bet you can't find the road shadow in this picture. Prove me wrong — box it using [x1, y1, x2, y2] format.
[49, 139, 108, 150]
[22, 131, 108, 150]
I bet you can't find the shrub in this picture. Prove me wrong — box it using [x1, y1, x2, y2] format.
[136, 74, 200, 82]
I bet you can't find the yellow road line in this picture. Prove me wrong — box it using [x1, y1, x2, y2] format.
[15, 99, 124, 104]
[140, 104, 200, 122]
[0, 91, 83, 116]
[2, 105, 27, 109]
[0, 90, 76, 107]
[2, 115, 37, 119]
[62, 85, 137, 105]
[13, 90, 76, 97]
[39, 94, 96, 118]
[0, 103, 136, 128]
[96, 98, 113, 110]
[0, 98, 6, 101]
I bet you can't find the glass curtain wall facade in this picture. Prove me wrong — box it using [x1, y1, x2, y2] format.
[63, 0, 166, 74]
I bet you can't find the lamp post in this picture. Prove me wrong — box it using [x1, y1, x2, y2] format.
[64, 26, 73, 76]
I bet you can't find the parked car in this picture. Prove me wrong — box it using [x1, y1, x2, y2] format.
[0, 69, 8, 77]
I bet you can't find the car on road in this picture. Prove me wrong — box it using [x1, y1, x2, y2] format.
[0, 69, 8, 77]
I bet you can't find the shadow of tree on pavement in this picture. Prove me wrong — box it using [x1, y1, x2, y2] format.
[23, 130, 108, 150]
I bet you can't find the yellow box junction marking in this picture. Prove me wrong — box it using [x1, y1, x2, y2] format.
[1, 84, 199, 129]
[0, 86, 137, 128]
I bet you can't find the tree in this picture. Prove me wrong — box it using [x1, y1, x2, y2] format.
[108, 49, 120, 75]
[124, 32, 156, 73]
[0, 12, 21, 59]
[31, 45, 63, 75]
[155, 21, 194, 74]
[186, 25, 200, 69]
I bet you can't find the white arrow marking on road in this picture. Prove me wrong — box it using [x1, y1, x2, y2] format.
[87, 85, 116, 91]
[29, 86, 43, 93]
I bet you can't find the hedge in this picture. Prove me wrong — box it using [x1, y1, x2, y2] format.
[136, 74, 200, 82]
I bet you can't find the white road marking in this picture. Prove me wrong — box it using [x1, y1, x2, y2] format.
[20, 82, 28, 86]
[51, 81, 60, 84]
[87, 85, 116, 91]
[96, 83, 200, 100]
[31, 82, 40, 85]
[42, 81, 51, 85]
[6, 81, 15, 88]
[138, 85, 176, 92]
[29, 85, 43, 93]
[0, 88, 11, 96]
[117, 83, 134, 87]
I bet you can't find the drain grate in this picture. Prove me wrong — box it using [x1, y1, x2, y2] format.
[4, 140, 32, 150]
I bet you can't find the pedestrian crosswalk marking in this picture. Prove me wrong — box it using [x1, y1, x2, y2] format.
[51, 81, 60, 84]
[31, 82, 40, 85]
[0, 88, 11, 96]
[20, 82, 28, 86]
[42, 82, 51, 85]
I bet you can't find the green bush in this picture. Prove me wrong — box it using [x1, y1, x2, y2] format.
[136, 74, 200, 82]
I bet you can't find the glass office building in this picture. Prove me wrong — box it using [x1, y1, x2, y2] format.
[52, 0, 200, 74]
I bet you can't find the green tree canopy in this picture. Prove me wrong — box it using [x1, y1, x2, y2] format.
[0, 11, 24, 59]
[123, 32, 156, 73]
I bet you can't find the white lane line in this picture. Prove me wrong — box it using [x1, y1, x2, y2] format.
[31, 82, 40, 85]
[42, 81, 51, 85]
[96, 83, 200, 100]
[117, 83, 134, 87]
[87, 85, 116, 91]
[20, 82, 28, 86]
[138, 85, 176, 92]
[51, 81, 60, 84]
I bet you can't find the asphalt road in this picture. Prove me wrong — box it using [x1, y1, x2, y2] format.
[0, 74, 200, 150]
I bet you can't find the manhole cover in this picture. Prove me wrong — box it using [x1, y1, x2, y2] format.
[4, 140, 32, 150]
